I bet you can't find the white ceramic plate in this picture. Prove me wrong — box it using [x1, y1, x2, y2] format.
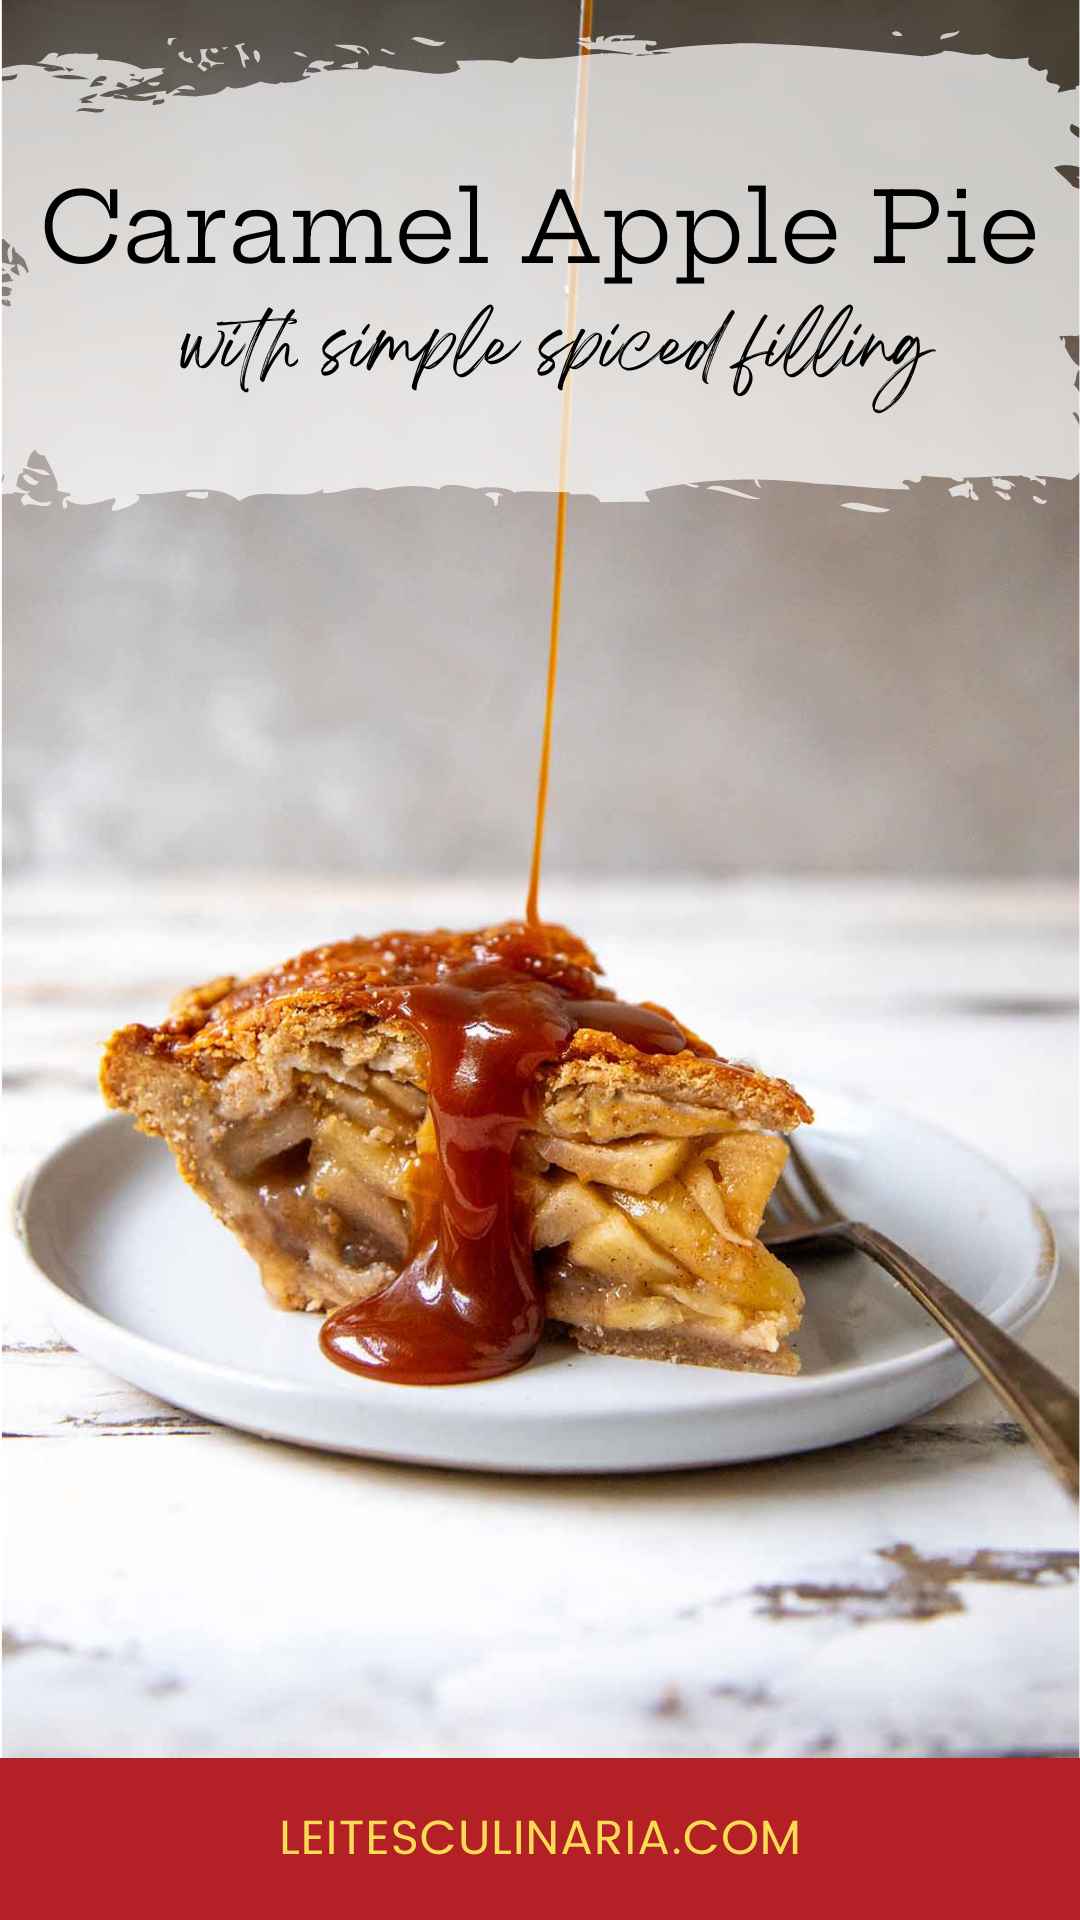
[17, 1086, 1055, 1474]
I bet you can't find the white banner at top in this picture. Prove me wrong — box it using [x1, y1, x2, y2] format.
[3, 43, 1076, 502]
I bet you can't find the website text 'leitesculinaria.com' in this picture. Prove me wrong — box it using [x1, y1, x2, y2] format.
[281, 1816, 798, 1859]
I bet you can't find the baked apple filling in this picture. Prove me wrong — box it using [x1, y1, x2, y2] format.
[205, 1067, 803, 1366]
[213, 1071, 424, 1308]
[527, 1126, 801, 1365]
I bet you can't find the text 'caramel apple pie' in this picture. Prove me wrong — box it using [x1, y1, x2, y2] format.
[101, 921, 813, 1385]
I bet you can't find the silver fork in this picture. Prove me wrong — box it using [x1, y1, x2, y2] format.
[762, 1140, 1078, 1496]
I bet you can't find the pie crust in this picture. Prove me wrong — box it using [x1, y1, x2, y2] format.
[101, 921, 812, 1377]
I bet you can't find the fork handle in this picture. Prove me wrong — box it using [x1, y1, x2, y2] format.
[843, 1222, 1078, 1497]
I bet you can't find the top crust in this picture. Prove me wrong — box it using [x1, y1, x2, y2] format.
[101, 920, 813, 1134]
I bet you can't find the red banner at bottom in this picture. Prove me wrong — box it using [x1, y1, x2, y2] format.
[3, 1756, 1074, 1914]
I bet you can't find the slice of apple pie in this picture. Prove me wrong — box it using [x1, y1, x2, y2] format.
[101, 920, 812, 1384]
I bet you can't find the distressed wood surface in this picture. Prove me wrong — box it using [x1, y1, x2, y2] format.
[4, 876, 1077, 1756]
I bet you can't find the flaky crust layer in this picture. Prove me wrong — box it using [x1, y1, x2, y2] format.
[101, 920, 813, 1135]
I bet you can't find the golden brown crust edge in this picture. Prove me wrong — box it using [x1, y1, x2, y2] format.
[100, 922, 812, 1135]
[544, 1043, 811, 1132]
[103, 1024, 810, 1144]
[99, 1037, 222, 1197]
[103, 1021, 810, 1138]
[560, 1322, 801, 1375]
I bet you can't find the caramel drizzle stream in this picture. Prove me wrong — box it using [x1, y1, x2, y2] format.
[525, 0, 594, 928]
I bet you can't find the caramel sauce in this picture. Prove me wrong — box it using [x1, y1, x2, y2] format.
[525, 0, 593, 927]
[319, 927, 686, 1384]
[322, 7, 620, 1386]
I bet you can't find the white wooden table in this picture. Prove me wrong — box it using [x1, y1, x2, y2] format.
[4, 876, 1077, 1757]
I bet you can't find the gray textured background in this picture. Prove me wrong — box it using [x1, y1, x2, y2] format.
[3, 1, 1076, 879]
[3, 477, 1076, 876]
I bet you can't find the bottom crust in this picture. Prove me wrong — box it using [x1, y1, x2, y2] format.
[557, 1320, 801, 1376]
